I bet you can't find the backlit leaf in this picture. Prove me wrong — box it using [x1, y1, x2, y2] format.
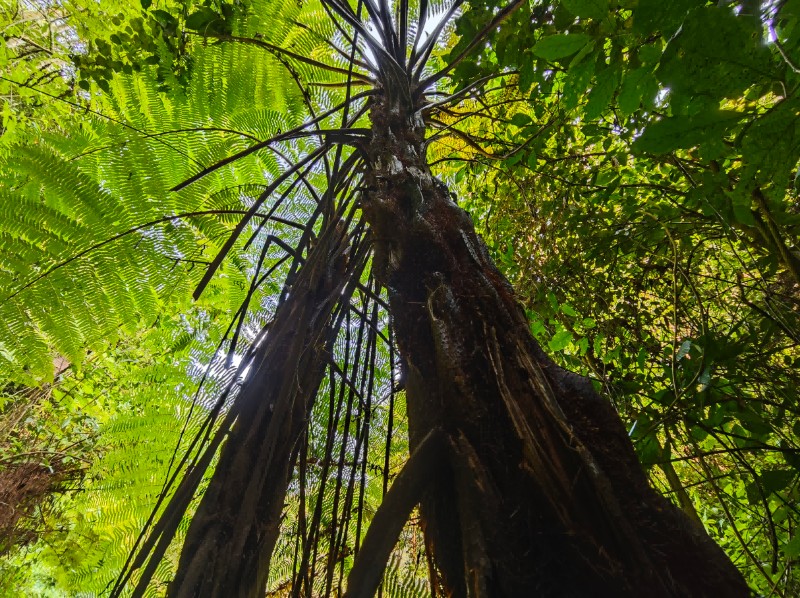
[633, 111, 745, 154]
[532, 34, 592, 61]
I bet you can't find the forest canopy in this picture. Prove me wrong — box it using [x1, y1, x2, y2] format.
[0, 0, 798, 595]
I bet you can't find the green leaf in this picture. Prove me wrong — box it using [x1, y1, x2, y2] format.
[569, 40, 595, 68]
[731, 200, 756, 227]
[637, 44, 662, 65]
[504, 151, 524, 167]
[151, 9, 177, 28]
[633, 111, 745, 154]
[561, 303, 577, 317]
[739, 410, 773, 436]
[140, 0, 152, 9]
[783, 535, 800, 558]
[656, 6, 773, 100]
[636, 432, 663, 465]
[759, 469, 795, 494]
[617, 68, 657, 115]
[532, 34, 592, 61]
[549, 329, 574, 351]
[633, 0, 701, 36]
[530, 320, 546, 337]
[584, 66, 620, 120]
[186, 7, 222, 31]
[511, 113, 531, 127]
[636, 347, 647, 371]
[562, 0, 608, 20]
[689, 425, 708, 442]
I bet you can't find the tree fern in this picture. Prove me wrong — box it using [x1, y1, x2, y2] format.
[4, 0, 758, 596]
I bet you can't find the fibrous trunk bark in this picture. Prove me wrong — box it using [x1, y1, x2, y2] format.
[362, 93, 749, 597]
[167, 216, 362, 597]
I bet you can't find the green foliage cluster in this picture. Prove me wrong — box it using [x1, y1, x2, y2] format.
[1, 13, 308, 384]
[449, 0, 800, 594]
[2, 0, 309, 591]
[0, 311, 217, 595]
[0, 1, 152, 151]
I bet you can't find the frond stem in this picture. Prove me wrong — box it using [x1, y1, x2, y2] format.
[2, 209, 292, 302]
[171, 91, 372, 192]
[189, 32, 374, 84]
[420, 0, 526, 88]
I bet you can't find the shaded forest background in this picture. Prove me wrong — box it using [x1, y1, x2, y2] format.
[0, 0, 799, 595]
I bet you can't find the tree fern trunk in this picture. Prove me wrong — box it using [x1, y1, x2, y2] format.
[168, 218, 361, 597]
[362, 94, 749, 597]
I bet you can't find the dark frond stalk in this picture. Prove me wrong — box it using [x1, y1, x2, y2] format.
[409, 0, 430, 66]
[419, 0, 526, 88]
[397, 0, 409, 68]
[376, 0, 400, 61]
[344, 429, 448, 598]
[410, 0, 465, 80]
